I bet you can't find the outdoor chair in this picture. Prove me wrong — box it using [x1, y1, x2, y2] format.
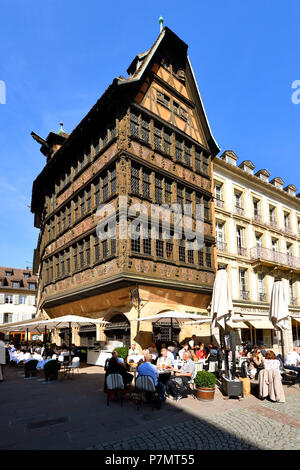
[135, 375, 156, 410]
[277, 355, 298, 384]
[106, 373, 125, 406]
[208, 361, 217, 373]
[24, 359, 38, 379]
[64, 357, 80, 379]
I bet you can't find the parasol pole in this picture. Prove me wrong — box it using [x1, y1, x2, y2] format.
[69, 321, 72, 364]
[281, 328, 285, 361]
[171, 317, 173, 342]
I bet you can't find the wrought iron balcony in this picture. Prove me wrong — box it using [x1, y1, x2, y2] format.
[290, 297, 298, 306]
[240, 290, 250, 300]
[284, 225, 295, 236]
[235, 205, 244, 216]
[215, 198, 224, 209]
[253, 213, 262, 223]
[269, 219, 277, 229]
[237, 246, 247, 257]
[259, 292, 267, 302]
[250, 246, 300, 271]
[217, 241, 227, 252]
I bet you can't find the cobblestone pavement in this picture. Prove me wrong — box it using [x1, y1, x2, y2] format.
[1, 366, 300, 450]
[89, 394, 300, 451]
[260, 392, 300, 421]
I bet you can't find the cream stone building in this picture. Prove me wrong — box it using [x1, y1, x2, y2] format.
[213, 151, 300, 354]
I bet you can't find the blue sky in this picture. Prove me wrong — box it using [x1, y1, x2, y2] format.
[0, 0, 300, 268]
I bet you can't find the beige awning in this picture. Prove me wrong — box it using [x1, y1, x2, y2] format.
[233, 321, 249, 329]
[248, 319, 274, 329]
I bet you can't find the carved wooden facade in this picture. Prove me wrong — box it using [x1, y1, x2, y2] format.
[31, 27, 220, 345]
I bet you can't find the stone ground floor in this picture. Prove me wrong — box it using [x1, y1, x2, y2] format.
[0, 364, 299, 450]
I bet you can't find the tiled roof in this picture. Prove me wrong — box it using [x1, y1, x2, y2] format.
[0, 266, 37, 290]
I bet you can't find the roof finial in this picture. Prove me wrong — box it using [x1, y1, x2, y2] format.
[159, 15, 164, 33]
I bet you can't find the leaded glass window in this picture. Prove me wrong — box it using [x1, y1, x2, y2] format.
[131, 165, 140, 194]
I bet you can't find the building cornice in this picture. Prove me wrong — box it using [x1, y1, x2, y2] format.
[214, 158, 300, 210]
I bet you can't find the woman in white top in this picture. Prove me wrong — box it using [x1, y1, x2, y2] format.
[128, 343, 139, 356]
[263, 350, 281, 372]
[157, 348, 173, 370]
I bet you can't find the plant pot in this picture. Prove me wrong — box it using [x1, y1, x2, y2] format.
[196, 386, 215, 401]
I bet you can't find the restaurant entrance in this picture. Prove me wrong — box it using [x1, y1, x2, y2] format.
[104, 314, 130, 347]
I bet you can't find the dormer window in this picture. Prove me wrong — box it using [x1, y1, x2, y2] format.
[5, 271, 12, 276]
[13, 282, 19, 288]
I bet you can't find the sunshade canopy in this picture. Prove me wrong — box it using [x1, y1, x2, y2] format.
[0, 315, 109, 333]
[135, 311, 210, 323]
[269, 280, 289, 330]
[211, 270, 234, 330]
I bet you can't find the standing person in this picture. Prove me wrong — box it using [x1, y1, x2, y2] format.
[178, 343, 189, 360]
[188, 335, 199, 353]
[0, 333, 6, 382]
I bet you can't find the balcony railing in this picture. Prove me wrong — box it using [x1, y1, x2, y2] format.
[237, 246, 247, 257]
[240, 290, 250, 300]
[269, 219, 277, 229]
[215, 198, 224, 208]
[250, 246, 300, 270]
[259, 292, 267, 302]
[290, 297, 298, 306]
[235, 206, 244, 216]
[217, 241, 227, 252]
[253, 213, 262, 223]
[284, 225, 295, 236]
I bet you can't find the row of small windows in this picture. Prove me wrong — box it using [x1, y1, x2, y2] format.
[51, 120, 117, 197]
[46, 165, 116, 243]
[130, 234, 212, 268]
[130, 163, 211, 220]
[130, 111, 210, 175]
[44, 233, 116, 284]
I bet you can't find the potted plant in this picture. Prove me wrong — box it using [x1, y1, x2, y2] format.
[194, 371, 217, 401]
[114, 347, 129, 360]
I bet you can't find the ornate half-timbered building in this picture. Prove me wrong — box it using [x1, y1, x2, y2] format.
[31, 27, 220, 349]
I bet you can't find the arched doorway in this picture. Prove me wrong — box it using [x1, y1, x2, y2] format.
[104, 313, 130, 347]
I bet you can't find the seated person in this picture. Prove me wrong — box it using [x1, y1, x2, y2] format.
[204, 343, 218, 370]
[158, 343, 173, 360]
[283, 347, 300, 381]
[178, 343, 189, 360]
[263, 350, 281, 372]
[44, 360, 61, 383]
[196, 343, 207, 360]
[104, 356, 133, 394]
[168, 342, 178, 359]
[165, 351, 195, 401]
[249, 349, 264, 379]
[137, 353, 166, 407]
[128, 343, 139, 356]
[148, 342, 158, 356]
[105, 351, 124, 369]
[157, 348, 173, 370]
